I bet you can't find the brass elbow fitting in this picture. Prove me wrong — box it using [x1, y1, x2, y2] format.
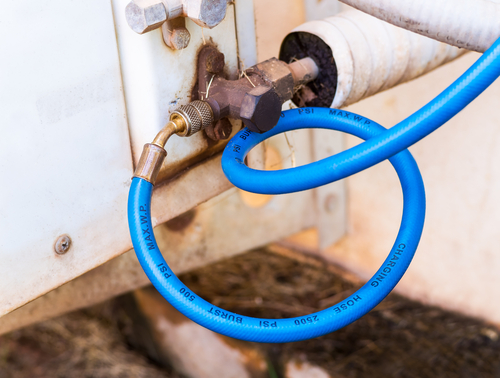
[133, 100, 215, 185]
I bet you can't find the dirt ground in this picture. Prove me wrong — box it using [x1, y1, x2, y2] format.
[1, 246, 500, 378]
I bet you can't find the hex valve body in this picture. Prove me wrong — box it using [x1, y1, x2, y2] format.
[194, 46, 319, 136]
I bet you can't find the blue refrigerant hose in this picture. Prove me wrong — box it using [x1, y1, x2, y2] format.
[128, 36, 500, 342]
[130, 115, 426, 343]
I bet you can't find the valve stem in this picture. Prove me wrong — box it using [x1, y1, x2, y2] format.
[133, 100, 215, 185]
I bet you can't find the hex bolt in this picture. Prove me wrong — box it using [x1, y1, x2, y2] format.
[162, 19, 191, 50]
[125, 0, 168, 34]
[186, 0, 228, 29]
[54, 235, 72, 255]
[240, 86, 282, 133]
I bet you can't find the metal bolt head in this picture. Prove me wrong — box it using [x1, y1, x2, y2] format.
[240, 86, 282, 133]
[125, 0, 167, 34]
[165, 26, 191, 50]
[171, 27, 190, 49]
[186, 0, 227, 29]
[162, 19, 191, 50]
[54, 235, 72, 255]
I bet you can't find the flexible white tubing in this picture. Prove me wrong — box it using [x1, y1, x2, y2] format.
[339, 0, 500, 53]
[292, 10, 465, 107]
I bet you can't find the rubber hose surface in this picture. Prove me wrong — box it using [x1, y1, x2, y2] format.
[223, 37, 500, 194]
[128, 113, 426, 343]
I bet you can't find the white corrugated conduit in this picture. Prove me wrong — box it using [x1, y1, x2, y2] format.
[287, 10, 465, 108]
[339, 0, 500, 53]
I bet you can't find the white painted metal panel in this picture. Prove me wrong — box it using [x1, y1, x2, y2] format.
[0, 0, 348, 323]
[234, 0, 258, 69]
[0, 0, 249, 317]
[0, 0, 133, 316]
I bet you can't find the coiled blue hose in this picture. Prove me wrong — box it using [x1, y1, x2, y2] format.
[128, 37, 500, 342]
[129, 113, 426, 342]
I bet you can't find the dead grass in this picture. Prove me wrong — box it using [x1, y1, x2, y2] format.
[0, 304, 178, 378]
[180, 247, 500, 378]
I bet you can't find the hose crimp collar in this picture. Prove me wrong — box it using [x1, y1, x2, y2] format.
[133, 143, 167, 185]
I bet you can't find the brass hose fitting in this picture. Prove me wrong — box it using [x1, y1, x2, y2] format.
[133, 100, 215, 185]
[134, 143, 168, 185]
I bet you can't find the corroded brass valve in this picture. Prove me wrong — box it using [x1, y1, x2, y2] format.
[195, 45, 319, 138]
[134, 47, 320, 184]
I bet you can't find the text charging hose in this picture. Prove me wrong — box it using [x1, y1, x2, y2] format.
[128, 36, 500, 342]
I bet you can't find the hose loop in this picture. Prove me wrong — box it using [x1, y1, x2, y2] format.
[128, 109, 426, 342]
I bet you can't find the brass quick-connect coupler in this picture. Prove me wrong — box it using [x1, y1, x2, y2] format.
[171, 100, 214, 137]
[133, 100, 215, 185]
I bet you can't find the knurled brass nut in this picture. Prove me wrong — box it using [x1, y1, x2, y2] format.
[172, 100, 214, 137]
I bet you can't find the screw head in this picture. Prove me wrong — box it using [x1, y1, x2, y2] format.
[55, 235, 72, 255]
